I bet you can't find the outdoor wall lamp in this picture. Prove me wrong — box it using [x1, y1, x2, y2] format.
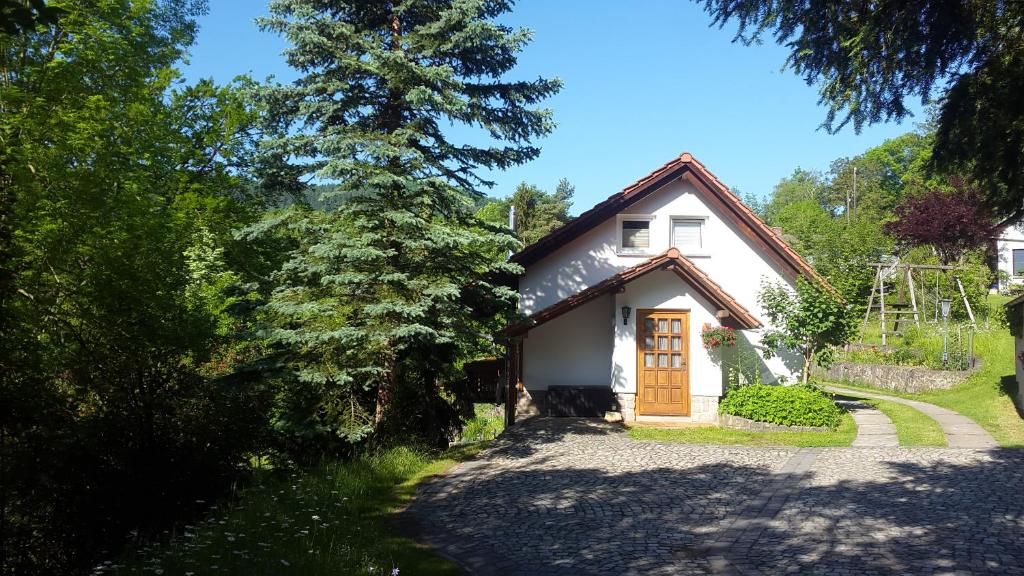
[621, 306, 631, 325]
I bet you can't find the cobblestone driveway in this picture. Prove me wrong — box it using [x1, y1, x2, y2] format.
[408, 419, 1024, 576]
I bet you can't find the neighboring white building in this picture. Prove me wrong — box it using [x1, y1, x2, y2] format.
[993, 215, 1024, 292]
[504, 153, 836, 423]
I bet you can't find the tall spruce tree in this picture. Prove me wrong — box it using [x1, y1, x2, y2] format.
[254, 0, 560, 445]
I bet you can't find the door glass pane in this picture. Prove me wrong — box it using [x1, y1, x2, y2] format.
[671, 336, 681, 350]
[671, 319, 682, 333]
[658, 319, 668, 332]
[644, 353, 655, 368]
[658, 336, 668, 350]
[645, 336, 654, 350]
[658, 353, 668, 367]
[671, 354, 682, 368]
[644, 318, 655, 332]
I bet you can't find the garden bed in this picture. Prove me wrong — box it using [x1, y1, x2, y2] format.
[816, 360, 978, 393]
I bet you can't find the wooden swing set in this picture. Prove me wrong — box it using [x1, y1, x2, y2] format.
[860, 259, 975, 347]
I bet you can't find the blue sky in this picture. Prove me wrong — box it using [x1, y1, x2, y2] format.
[182, 0, 925, 215]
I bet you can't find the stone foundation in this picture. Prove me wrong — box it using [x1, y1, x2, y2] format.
[720, 413, 831, 432]
[615, 393, 636, 421]
[515, 388, 541, 422]
[613, 393, 719, 423]
[517, 389, 720, 423]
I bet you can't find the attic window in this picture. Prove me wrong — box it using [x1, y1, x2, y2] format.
[671, 217, 706, 253]
[617, 215, 654, 254]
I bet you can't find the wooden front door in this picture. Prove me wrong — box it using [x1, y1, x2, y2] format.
[637, 310, 690, 416]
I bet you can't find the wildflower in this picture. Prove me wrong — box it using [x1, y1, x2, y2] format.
[280, 559, 291, 566]
[392, 569, 400, 576]
[311, 515, 321, 521]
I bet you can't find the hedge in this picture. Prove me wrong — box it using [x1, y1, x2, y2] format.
[719, 384, 842, 428]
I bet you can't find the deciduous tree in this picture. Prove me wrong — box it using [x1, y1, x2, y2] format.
[700, 0, 1024, 214]
[758, 278, 855, 385]
[884, 178, 996, 265]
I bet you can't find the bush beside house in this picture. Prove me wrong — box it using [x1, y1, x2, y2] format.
[719, 384, 842, 428]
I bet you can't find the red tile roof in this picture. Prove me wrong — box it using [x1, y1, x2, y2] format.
[505, 248, 761, 336]
[510, 152, 837, 296]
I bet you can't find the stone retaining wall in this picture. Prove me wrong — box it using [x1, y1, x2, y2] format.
[815, 361, 976, 393]
[719, 413, 832, 432]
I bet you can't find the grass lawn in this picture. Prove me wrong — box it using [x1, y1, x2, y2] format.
[832, 323, 1024, 448]
[859, 398, 947, 447]
[104, 444, 482, 576]
[628, 411, 857, 447]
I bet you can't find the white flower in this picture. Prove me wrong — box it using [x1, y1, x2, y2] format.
[280, 559, 291, 566]
[311, 515, 321, 521]
[392, 569, 400, 576]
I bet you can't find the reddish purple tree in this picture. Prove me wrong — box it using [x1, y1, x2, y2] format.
[884, 177, 996, 264]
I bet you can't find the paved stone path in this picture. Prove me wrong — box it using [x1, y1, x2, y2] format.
[834, 397, 898, 447]
[407, 418, 1023, 575]
[826, 385, 999, 449]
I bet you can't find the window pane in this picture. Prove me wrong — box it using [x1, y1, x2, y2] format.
[673, 219, 702, 251]
[644, 353, 655, 368]
[645, 336, 655, 350]
[644, 318, 655, 333]
[658, 319, 668, 332]
[658, 353, 668, 367]
[671, 336, 681, 350]
[671, 319, 681, 333]
[671, 354, 682, 368]
[1015, 249, 1024, 275]
[658, 336, 668, 350]
[622, 220, 650, 248]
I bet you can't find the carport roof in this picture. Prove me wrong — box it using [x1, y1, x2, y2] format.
[505, 248, 761, 336]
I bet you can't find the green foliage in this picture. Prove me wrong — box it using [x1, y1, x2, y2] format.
[758, 278, 856, 384]
[700, 0, 1024, 214]
[249, 0, 559, 448]
[0, 0, 64, 35]
[108, 445, 479, 576]
[842, 323, 976, 371]
[460, 403, 505, 442]
[0, 1, 287, 573]
[477, 178, 575, 245]
[719, 383, 843, 428]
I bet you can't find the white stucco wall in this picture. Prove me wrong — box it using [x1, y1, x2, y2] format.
[996, 222, 1024, 291]
[611, 270, 722, 397]
[522, 295, 614, 390]
[518, 177, 803, 384]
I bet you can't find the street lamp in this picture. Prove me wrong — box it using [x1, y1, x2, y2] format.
[621, 306, 631, 325]
[940, 298, 952, 368]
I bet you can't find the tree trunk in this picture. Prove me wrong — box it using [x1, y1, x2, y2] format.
[802, 346, 815, 385]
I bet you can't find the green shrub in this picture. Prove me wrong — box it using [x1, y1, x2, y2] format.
[719, 384, 842, 428]
[460, 404, 505, 442]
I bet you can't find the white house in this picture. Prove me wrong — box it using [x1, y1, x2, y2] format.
[503, 153, 835, 423]
[994, 215, 1024, 292]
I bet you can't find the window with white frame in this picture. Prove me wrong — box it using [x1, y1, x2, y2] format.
[617, 215, 654, 254]
[671, 217, 705, 253]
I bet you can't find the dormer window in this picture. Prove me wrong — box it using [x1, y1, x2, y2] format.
[617, 214, 655, 255]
